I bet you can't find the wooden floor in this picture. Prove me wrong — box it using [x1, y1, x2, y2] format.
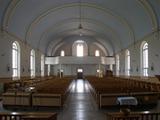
[58, 79, 106, 120]
[0, 79, 160, 120]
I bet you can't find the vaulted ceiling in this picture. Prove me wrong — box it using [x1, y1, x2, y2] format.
[0, 0, 160, 56]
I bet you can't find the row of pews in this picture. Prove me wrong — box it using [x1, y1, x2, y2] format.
[2, 76, 73, 107]
[1, 75, 160, 119]
[88, 75, 160, 119]
[0, 112, 57, 120]
[86, 76, 160, 108]
[106, 111, 160, 120]
[0, 76, 75, 120]
[0, 76, 74, 120]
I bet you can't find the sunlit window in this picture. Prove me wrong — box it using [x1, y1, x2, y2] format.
[72, 40, 88, 57]
[41, 55, 44, 77]
[30, 49, 35, 78]
[77, 68, 83, 72]
[12, 41, 20, 79]
[116, 55, 120, 76]
[125, 50, 130, 76]
[97, 69, 100, 73]
[95, 50, 100, 56]
[142, 42, 148, 76]
[60, 50, 65, 56]
[77, 42, 84, 57]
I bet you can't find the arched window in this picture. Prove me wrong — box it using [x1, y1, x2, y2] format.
[125, 50, 130, 76]
[12, 41, 20, 79]
[72, 40, 88, 56]
[116, 55, 120, 76]
[76, 41, 84, 57]
[60, 50, 65, 56]
[30, 49, 35, 78]
[141, 42, 148, 76]
[95, 50, 100, 56]
[41, 55, 44, 77]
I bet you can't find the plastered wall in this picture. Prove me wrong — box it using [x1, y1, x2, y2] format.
[117, 32, 160, 77]
[0, 31, 45, 78]
[1, 30, 160, 78]
[52, 64, 105, 76]
[54, 36, 107, 56]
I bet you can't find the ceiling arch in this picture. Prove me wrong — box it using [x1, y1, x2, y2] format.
[23, 3, 134, 40]
[46, 28, 115, 56]
[3, 2, 135, 48]
[49, 36, 109, 57]
[136, 0, 158, 30]
[1, 0, 160, 55]
[22, 3, 134, 53]
[37, 18, 123, 51]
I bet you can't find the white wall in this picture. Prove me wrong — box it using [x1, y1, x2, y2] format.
[45, 56, 115, 65]
[117, 32, 160, 77]
[1, 30, 160, 78]
[0, 32, 12, 78]
[52, 64, 105, 76]
[0, 31, 45, 78]
[53, 36, 107, 56]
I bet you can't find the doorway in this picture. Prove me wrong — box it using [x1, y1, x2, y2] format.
[77, 68, 83, 79]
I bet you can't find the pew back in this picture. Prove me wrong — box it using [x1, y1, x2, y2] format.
[107, 111, 160, 120]
[0, 112, 57, 120]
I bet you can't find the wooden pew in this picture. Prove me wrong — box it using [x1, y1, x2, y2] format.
[32, 78, 72, 107]
[2, 92, 31, 106]
[87, 76, 160, 108]
[106, 111, 160, 120]
[2, 77, 73, 108]
[0, 78, 12, 94]
[32, 93, 62, 107]
[0, 112, 57, 120]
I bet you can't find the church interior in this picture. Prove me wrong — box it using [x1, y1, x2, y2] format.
[0, 0, 160, 120]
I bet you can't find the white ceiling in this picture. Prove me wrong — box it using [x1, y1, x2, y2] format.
[0, 0, 160, 55]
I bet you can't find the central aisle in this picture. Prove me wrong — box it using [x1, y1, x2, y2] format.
[58, 79, 106, 120]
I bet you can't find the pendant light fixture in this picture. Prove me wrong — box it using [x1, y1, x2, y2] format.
[78, 0, 83, 36]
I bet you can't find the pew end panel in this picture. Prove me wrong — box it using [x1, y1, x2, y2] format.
[0, 112, 57, 120]
[106, 111, 160, 120]
[21, 112, 57, 120]
[99, 93, 128, 107]
[2, 92, 31, 106]
[32, 93, 62, 107]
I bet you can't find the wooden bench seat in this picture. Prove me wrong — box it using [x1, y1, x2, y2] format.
[0, 112, 57, 120]
[2, 77, 73, 108]
[87, 76, 160, 108]
[99, 92, 159, 107]
[32, 93, 62, 107]
[106, 111, 160, 120]
[2, 92, 30, 106]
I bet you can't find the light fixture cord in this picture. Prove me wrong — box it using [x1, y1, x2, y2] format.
[79, 0, 82, 25]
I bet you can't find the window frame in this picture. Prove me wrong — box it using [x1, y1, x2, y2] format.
[12, 41, 20, 79]
[141, 42, 148, 76]
[60, 50, 65, 56]
[125, 50, 130, 76]
[95, 50, 100, 57]
[30, 49, 35, 78]
[76, 41, 84, 57]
